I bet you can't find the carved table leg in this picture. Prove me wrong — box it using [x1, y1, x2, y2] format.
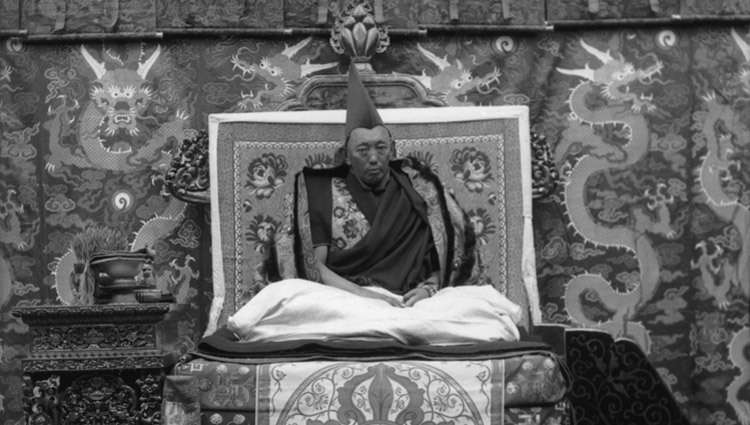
[23, 375, 60, 425]
[136, 373, 164, 425]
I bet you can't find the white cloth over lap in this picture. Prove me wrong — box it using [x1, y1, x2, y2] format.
[227, 279, 522, 345]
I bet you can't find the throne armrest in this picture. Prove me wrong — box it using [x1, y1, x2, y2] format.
[532, 323, 568, 358]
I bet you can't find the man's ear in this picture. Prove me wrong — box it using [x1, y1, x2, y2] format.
[333, 146, 348, 165]
[342, 147, 350, 164]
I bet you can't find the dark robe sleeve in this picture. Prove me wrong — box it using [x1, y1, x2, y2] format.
[408, 241, 439, 289]
[304, 172, 333, 246]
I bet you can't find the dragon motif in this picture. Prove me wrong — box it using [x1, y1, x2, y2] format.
[149, 253, 198, 306]
[693, 92, 749, 304]
[0, 186, 38, 310]
[728, 327, 750, 425]
[410, 43, 502, 106]
[0, 59, 22, 131]
[696, 93, 750, 308]
[692, 29, 750, 422]
[163, 254, 198, 305]
[0, 189, 34, 251]
[46, 44, 189, 173]
[45, 44, 191, 304]
[691, 241, 733, 309]
[557, 40, 662, 114]
[732, 28, 750, 95]
[693, 34, 750, 309]
[230, 37, 337, 110]
[557, 38, 666, 353]
[0, 255, 12, 311]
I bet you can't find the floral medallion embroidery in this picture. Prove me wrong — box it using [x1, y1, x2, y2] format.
[330, 178, 370, 250]
[406, 151, 440, 174]
[245, 153, 288, 199]
[304, 153, 334, 169]
[275, 363, 486, 425]
[332, 237, 347, 250]
[450, 147, 493, 192]
[198, 378, 213, 392]
[245, 214, 279, 253]
[342, 218, 363, 239]
[467, 208, 497, 246]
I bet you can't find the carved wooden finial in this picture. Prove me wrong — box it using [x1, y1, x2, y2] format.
[330, 0, 390, 73]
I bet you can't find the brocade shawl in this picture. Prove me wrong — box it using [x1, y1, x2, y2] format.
[305, 165, 437, 294]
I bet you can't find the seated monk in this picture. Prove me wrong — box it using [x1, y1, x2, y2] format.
[227, 64, 522, 345]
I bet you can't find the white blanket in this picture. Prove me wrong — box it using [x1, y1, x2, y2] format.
[227, 279, 522, 345]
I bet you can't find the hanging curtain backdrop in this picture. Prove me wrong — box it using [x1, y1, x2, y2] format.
[0, 27, 749, 425]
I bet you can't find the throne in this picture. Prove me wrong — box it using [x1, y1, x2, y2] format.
[163, 114, 569, 425]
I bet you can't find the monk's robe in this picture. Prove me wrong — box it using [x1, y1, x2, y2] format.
[305, 164, 439, 294]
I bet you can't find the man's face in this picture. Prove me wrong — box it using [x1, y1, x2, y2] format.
[346, 126, 393, 187]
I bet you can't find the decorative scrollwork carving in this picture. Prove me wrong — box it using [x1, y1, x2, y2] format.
[176, 353, 195, 365]
[60, 375, 137, 425]
[530, 131, 560, 199]
[136, 374, 163, 425]
[31, 325, 155, 352]
[165, 130, 211, 203]
[22, 355, 165, 372]
[24, 375, 60, 425]
[11, 304, 171, 327]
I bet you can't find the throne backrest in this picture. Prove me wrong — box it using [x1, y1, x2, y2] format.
[206, 106, 536, 335]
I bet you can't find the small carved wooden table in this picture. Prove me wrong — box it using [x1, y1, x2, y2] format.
[11, 303, 171, 425]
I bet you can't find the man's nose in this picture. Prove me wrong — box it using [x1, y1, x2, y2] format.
[368, 151, 379, 163]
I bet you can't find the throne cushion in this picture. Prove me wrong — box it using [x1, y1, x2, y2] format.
[207, 106, 537, 336]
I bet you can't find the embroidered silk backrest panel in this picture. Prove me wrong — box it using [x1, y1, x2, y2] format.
[207, 107, 533, 335]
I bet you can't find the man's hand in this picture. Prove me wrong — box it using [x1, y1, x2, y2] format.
[315, 245, 406, 307]
[403, 287, 430, 307]
[358, 288, 404, 307]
